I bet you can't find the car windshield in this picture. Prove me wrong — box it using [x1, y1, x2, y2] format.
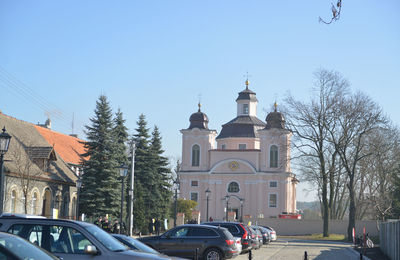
[83, 225, 127, 252]
[0, 235, 58, 260]
[117, 236, 159, 254]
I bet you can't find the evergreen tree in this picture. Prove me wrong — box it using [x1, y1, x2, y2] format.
[132, 114, 155, 232]
[80, 95, 120, 217]
[150, 126, 173, 220]
[113, 108, 129, 221]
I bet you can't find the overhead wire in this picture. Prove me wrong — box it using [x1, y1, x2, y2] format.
[0, 65, 73, 131]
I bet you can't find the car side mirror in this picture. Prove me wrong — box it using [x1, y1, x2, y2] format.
[84, 245, 98, 255]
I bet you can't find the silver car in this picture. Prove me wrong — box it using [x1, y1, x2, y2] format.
[0, 214, 175, 260]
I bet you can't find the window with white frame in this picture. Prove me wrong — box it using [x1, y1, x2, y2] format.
[269, 181, 278, 188]
[269, 193, 277, 208]
[31, 192, 38, 215]
[191, 180, 199, 187]
[243, 104, 249, 114]
[190, 192, 198, 202]
[10, 190, 16, 213]
[192, 144, 200, 167]
[270, 145, 278, 168]
[239, 144, 246, 150]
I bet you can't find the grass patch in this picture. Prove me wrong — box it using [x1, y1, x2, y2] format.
[280, 234, 346, 241]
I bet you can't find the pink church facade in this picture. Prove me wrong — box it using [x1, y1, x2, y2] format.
[178, 81, 298, 222]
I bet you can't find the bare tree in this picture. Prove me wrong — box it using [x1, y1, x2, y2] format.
[7, 144, 44, 214]
[327, 91, 386, 240]
[284, 68, 349, 237]
[359, 126, 400, 220]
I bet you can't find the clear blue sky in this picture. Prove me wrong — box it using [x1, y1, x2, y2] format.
[1, 1, 399, 201]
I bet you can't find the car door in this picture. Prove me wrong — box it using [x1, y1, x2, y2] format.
[7, 223, 98, 260]
[185, 227, 218, 258]
[157, 226, 189, 257]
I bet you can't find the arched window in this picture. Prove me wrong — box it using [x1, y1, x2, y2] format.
[62, 195, 70, 218]
[192, 144, 200, 167]
[10, 190, 17, 213]
[31, 192, 38, 215]
[228, 182, 240, 193]
[270, 145, 278, 168]
[72, 197, 77, 218]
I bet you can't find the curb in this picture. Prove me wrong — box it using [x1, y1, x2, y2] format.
[347, 247, 371, 260]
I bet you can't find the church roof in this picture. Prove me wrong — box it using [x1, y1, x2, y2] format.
[216, 115, 266, 139]
[188, 103, 209, 130]
[265, 103, 285, 130]
[236, 87, 258, 102]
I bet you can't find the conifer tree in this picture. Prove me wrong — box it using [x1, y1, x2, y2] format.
[80, 95, 120, 217]
[150, 126, 173, 220]
[113, 108, 129, 221]
[132, 114, 155, 232]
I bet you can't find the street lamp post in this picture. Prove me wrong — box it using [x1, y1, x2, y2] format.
[173, 176, 180, 227]
[0, 127, 12, 215]
[75, 176, 82, 220]
[239, 198, 244, 222]
[224, 195, 230, 221]
[205, 188, 211, 222]
[128, 142, 136, 237]
[118, 164, 128, 234]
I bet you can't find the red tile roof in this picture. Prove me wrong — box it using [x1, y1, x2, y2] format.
[34, 125, 87, 165]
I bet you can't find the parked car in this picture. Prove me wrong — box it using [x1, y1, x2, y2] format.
[0, 213, 175, 260]
[0, 231, 59, 260]
[252, 226, 270, 245]
[250, 227, 263, 248]
[233, 237, 242, 254]
[202, 221, 252, 253]
[247, 226, 260, 250]
[138, 224, 239, 260]
[262, 226, 277, 241]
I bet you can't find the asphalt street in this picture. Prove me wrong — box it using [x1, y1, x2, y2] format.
[235, 239, 362, 260]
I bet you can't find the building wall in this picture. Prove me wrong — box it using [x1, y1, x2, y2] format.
[4, 175, 77, 219]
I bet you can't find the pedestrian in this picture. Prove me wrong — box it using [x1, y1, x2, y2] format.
[148, 219, 154, 235]
[209, 216, 213, 222]
[112, 220, 121, 234]
[155, 219, 161, 236]
[94, 216, 102, 227]
[101, 217, 111, 232]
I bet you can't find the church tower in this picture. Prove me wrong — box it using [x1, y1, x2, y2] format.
[180, 103, 217, 171]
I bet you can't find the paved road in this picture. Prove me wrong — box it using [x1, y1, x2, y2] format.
[235, 239, 360, 260]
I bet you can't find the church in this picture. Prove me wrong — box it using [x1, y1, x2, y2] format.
[178, 80, 298, 222]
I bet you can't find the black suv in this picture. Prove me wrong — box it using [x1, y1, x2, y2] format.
[201, 222, 252, 253]
[138, 224, 239, 260]
[0, 213, 173, 260]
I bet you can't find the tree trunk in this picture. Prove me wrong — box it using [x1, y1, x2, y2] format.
[322, 173, 329, 237]
[347, 176, 356, 241]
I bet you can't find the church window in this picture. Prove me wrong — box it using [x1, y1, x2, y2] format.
[243, 104, 249, 114]
[270, 145, 278, 168]
[190, 192, 198, 202]
[191, 180, 198, 187]
[228, 182, 240, 193]
[269, 193, 277, 208]
[269, 181, 278, 188]
[192, 145, 200, 166]
[239, 144, 246, 150]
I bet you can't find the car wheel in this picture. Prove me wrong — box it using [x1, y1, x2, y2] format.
[203, 248, 222, 260]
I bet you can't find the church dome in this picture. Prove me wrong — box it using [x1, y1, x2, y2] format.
[236, 80, 258, 102]
[265, 103, 285, 129]
[188, 103, 209, 130]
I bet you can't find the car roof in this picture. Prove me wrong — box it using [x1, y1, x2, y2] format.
[0, 214, 95, 227]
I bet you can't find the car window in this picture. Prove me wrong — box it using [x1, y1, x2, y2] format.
[220, 225, 239, 235]
[83, 224, 126, 252]
[0, 235, 58, 260]
[187, 227, 218, 237]
[7, 224, 93, 254]
[169, 227, 189, 238]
